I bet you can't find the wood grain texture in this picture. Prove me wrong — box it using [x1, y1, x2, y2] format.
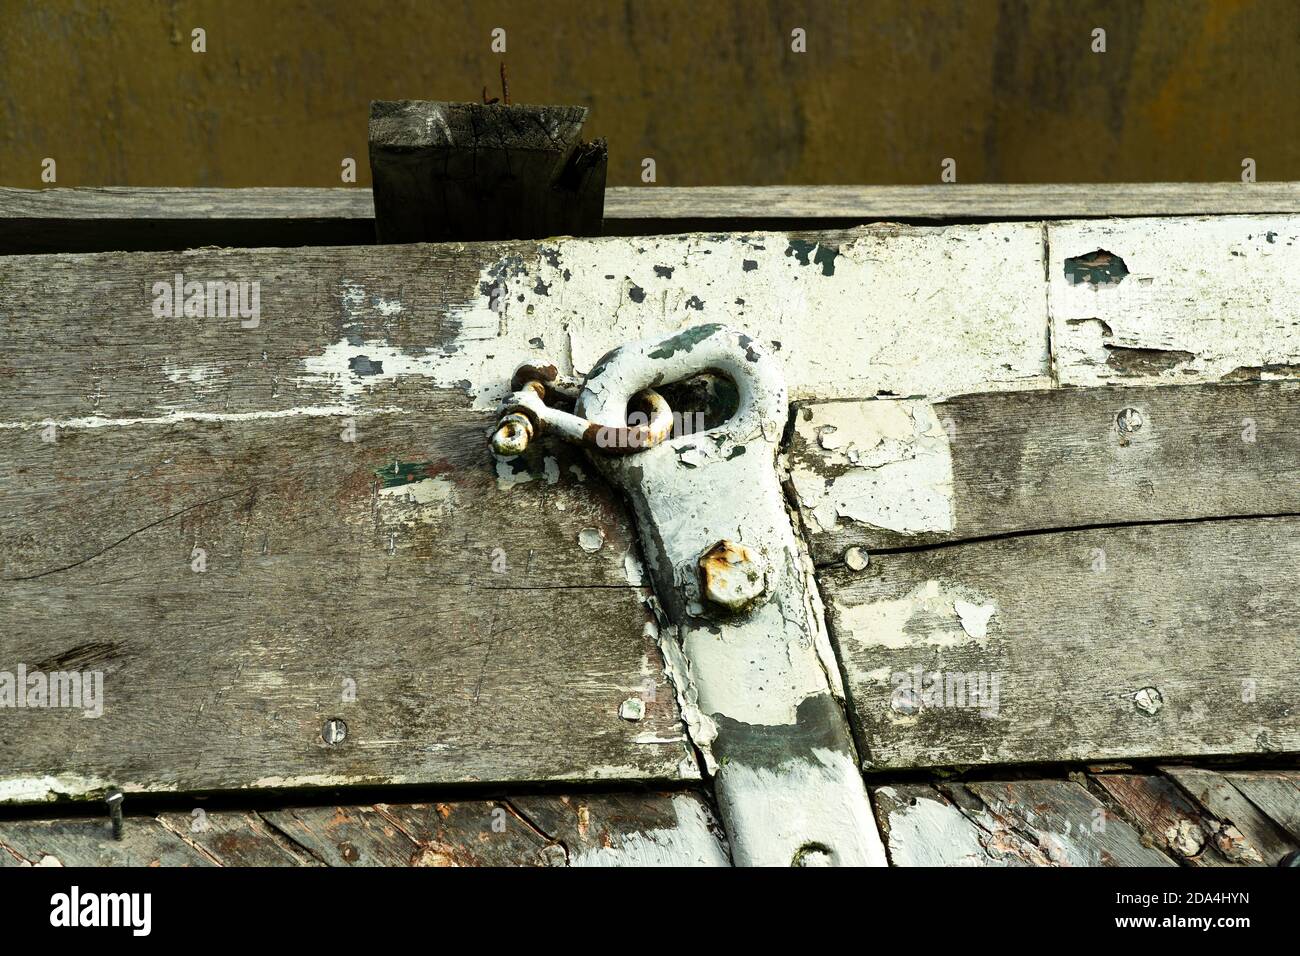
[1092, 773, 1239, 865]
[1163, 766, 1300, 865]
[5, 221, 1292, 422]
[368, 102, 606, 244]
[790, 382, 1300, 560]
[962, 780, 1175, 866]
[1049, 216, 1300, 387]
[0, 817, 211, 867]
[872, 778, 1176, 867]
[1221, 771, 1300, 843]
[0, 791, 725, 866]
[0, 403, 692, 803]
[0, 227, 1051, 418]
[508, 791, 730, 866]
[155, 809, 316, 866]
[6, 184, 1300, 251]
[823, 518, 1300, 769]
[607, 184, 1300, 220]
[872, 783, 1047, 866]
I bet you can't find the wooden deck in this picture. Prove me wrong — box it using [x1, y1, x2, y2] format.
[1, 188, 1297, 864]
[4, 768, 1296, 866]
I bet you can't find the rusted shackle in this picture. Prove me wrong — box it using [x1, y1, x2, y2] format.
[489, 364, 673, 456]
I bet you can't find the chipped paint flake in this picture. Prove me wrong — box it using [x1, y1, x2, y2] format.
[1050, 217, 1300, 387]
[791, 399, 954, 536]
[377, 475, 457, 523]
[837, 580, 997, 651]
[954, 599, 996, 639]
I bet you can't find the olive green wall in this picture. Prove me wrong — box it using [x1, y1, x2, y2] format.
[2, 0, 1297, 187]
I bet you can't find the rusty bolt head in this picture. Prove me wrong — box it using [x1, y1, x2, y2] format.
[699, 540, 768, 613]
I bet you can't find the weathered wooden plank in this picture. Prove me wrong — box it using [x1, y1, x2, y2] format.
[508, 791, 730, 866]
[1163, 766, 1299, 866]
[823, 518, 1300, 769]
[789, 382, 1300, 560]
[1221, 771, 1300, 843]
[607, 184, 1300, 220]
[1049, 216, 1300, 387]
[7, 185, 1300, 252]
[1091, 774, 1240, 865]
[155, 810, 317, 866]
[0, 188, 376, 254]
[0, 227, 1051, 420]
[872, 783, 1048, 866]
[259, 801, 557, 867]
[0, 791, 727, 866]
[0, 817, 211, 867]
[962, 780, 1175, 866]
[0, 405, 692, 803]
[373, 800, 560, 866]
[368, 102, 606, 244]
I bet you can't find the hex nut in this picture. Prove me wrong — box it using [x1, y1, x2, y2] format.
[699, 540, 768, 612]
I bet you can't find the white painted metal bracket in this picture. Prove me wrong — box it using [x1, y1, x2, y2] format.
[492, 324, 888, 866]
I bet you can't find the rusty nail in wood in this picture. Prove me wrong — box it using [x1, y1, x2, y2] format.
[105, 790, 124, 841]
[500, 62, 510, 106]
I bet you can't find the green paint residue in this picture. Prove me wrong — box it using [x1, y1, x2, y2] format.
[785, 239, 838, 276]
[375, 461, 435, 488]
[1063, 249, 1129, 286]
[648, 323, 722, 359]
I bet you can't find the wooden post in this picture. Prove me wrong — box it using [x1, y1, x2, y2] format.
[368, 100, 607, 243]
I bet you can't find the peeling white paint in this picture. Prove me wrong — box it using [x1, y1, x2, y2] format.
[0, 774, 179, 804]
[1050, 217, 1300, 387]
[542, 456, 560, 485]
[622, 551, 645, 586]
[162, 361, 220, 386]
[682, 597, 832, 727]
[292, 227, 1049, 413]
[716, 748, 889, 867]
[570, 795, 730, 867]
[791, 400, 955, 536]
[377, 475, 458, 523]
[837, 579, 997, 651]
[954, 599, 996, 639]
[494, 457, 535, 490]
[247, 773, 416, 789]
[656, 625, 720, 775]
[879, 788, 1000, 867]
